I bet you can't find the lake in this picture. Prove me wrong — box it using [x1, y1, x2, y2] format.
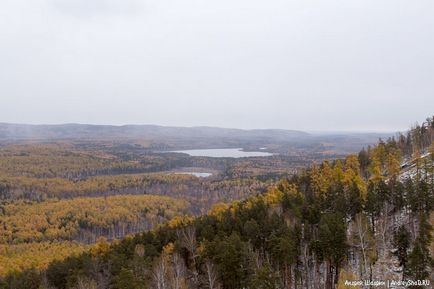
[171, 148, 273, 158]
[174, 172, 213, 177]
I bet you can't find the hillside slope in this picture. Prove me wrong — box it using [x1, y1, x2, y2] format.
[1, 117, 433, 289]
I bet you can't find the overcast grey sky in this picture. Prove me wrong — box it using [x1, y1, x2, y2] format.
[0, 0, 433, 131]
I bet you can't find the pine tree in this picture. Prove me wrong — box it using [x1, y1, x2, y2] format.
[315, 213, 348, 289]
[208, 233, 253, 289]
[405, 214, 433, 286]
[112, 268, 138, 289]
[392, 225, 410, 269]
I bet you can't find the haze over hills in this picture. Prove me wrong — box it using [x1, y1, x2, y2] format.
[0, 123, 393, 154]
[0, 123, 309, 141]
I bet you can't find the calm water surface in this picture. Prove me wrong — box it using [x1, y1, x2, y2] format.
[175, 172, 213, 177]
[171, 148, 273, 158]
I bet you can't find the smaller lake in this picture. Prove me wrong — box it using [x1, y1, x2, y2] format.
[175, 172, 213, 177]
[171, 148, 273, 158]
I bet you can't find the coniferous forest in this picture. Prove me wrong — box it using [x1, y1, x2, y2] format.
[0, 118, 432, 289]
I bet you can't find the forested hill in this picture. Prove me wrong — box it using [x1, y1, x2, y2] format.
[2, 117, 433, 289]
[0, 123, 390, 155]
[0, 123, 308, 142]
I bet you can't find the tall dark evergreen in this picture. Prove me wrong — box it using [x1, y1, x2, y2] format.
[392, 225, 410, 269]
[405, 214, 433, 286]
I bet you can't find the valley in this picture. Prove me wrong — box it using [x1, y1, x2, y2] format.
[0, 125, 346, 277]
[0, 120, 432, 289]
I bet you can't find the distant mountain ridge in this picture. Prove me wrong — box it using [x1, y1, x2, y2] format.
[0, 122, 309, 142]
[0, 122, 395, 154]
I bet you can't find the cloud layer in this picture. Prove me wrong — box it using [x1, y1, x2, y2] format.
[1, 0, 433, 131]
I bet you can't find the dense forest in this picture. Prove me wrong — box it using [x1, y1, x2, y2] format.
[0, 132, 321, 279]
[1, 117, 432, 289]
[0, 195, 189, 244]
[0, 143, 311, 204]
[0, 195, 188, 275]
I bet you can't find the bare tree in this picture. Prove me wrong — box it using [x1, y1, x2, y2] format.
[202, 260, 221, 289]
[177, 226, 199, 285]
[72, 277, 97, 289]
[152, 256, 169, 289]
[377, 204, 391, 252]
[170, 252, 186, 289]
[178, 226, 199, 261]
[351, 213, 375, 277]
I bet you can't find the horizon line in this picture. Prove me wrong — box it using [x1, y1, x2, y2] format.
[0, 121, 404, 135]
